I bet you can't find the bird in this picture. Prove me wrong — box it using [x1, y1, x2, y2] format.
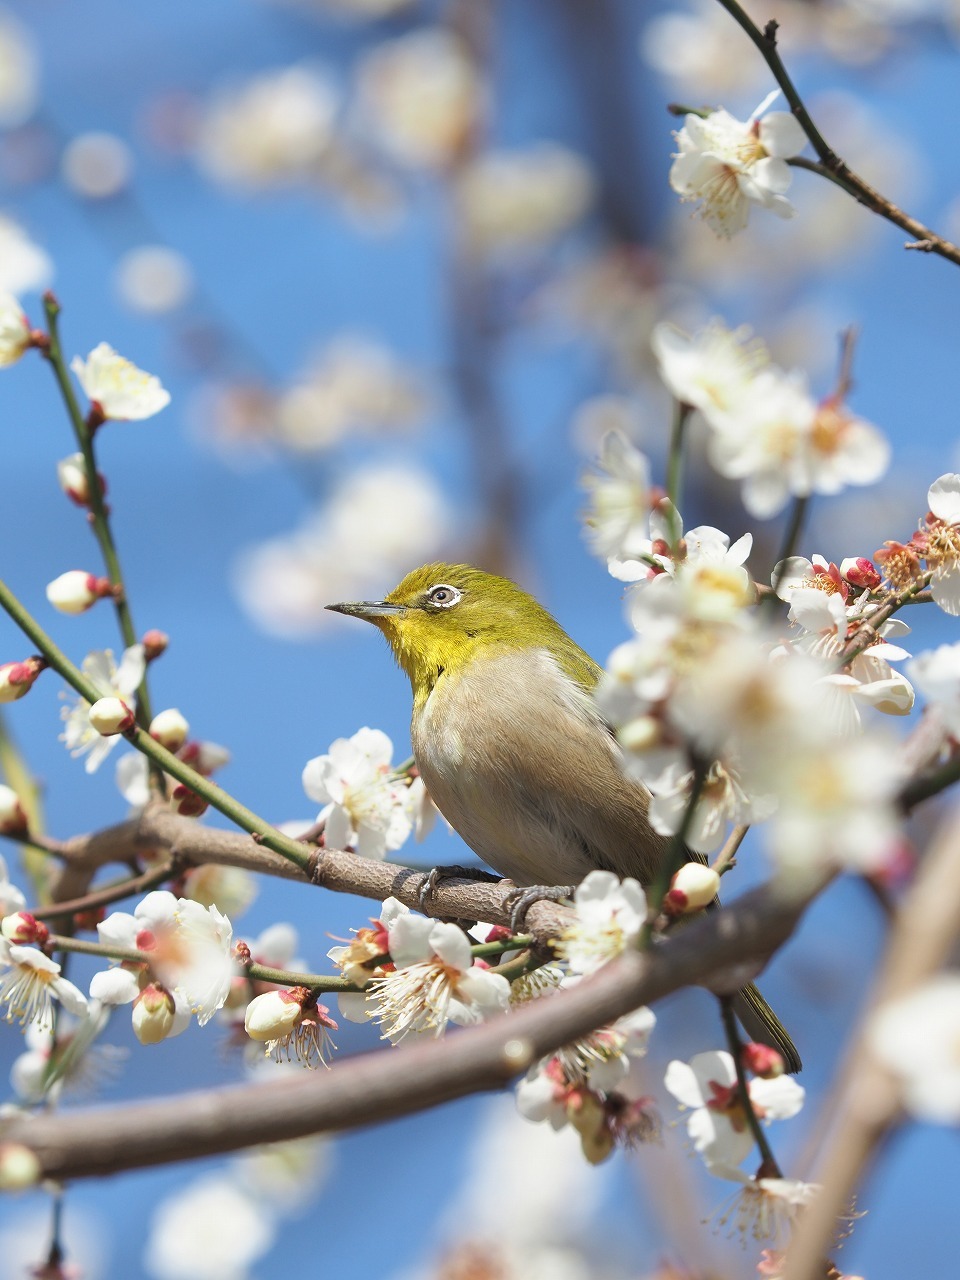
[327, 561, 800, 1072]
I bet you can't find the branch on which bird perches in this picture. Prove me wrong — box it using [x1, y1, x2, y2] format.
[0, 872, 820, 1182]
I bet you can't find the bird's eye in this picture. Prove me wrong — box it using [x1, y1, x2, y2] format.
[427, 583, 461, 609]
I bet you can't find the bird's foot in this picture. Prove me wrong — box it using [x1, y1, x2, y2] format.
[504, 884, 576, 933]
[417, 864, 503, 914]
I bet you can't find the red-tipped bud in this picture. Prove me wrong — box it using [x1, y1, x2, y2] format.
[171, 784, 208, 817]
[244, 988, 305, 1042]
[484, 925, 514, 944]
[742, 1041, 785, 1078]
[142, 629, 169, 661]
[234, 940, 252, 965]
[56, 452, 106, 508]
[46, 570, 113, 615]
[1, 912, 48, 945]
[664, 863, 720, 915]
[840, 557, 881, 591]
[88, 696, 135, 736]
[132, 984, 178, 1045]
[0, 784, 27, 835]
[150, 707, 189, 751]
[0, 656, 46, 704]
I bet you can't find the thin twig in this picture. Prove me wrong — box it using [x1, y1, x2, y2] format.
[719, 994, 783, 1177]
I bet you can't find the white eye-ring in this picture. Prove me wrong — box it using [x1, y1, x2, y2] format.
[427, 583, 462, 609]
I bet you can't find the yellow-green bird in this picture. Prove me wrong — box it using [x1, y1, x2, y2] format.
[328, 562, 800, 1071]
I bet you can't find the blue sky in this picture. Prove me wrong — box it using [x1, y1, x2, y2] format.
[1, 0, 960, 1275]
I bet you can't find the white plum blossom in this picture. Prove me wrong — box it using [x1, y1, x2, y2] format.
[669, 91, 807, 236]
[456, 144, 594, 256]
[358, 28, 482, 170]
[765, 731, 904, 881]
[664, 1050, 804, 1170]
[553, 870, 647, 973]
[144, 1173, 276, 1280]
[0, 854, 27, 917]
[870, 974, 960, 1123]
[648, 757, 776, 855]
[710, 1166, 821, 1244]
[244, 988, 338, 1068]
[302, 726, 414, 859]
[0, 214, 51, 294]
[364, 909, 510, 1041]
[60, 645, 146, 773]
[0, 939, 88, 1031]
[90, 890, 233, 1027]
[0, 292, 31, 366]
[581, 431, 654, 577]
[652, 318, 770, 420]
[707, 370, 889, 519]
[923, 473, 960, 614]
[908, 641, 960, 737]
[195, 64, 338, 189]
[71, 342, 170, 421]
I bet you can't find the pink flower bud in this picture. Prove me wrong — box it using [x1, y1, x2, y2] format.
[245, 988, 304, 1042]
[839, 557, 881, 591]
[664, 862, 720, 914]
[142, 629, 169, 661]
[0, 784, 27, 835]
[45, 570, 113, 615]
[0, 656, 45, 704]
[56, 452, 106, 508]
[0, 1142, 41, 1190]
[742, 1041, 785, 1078]
[1, 912, 48, 945]
[149, 707, 189, 751]
[132, 984, 177, 1045]
[170, 783, 208, 817]
[88, 696, 135, 736]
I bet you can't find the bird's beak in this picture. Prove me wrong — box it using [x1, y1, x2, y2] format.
[325, 599, 406, 621]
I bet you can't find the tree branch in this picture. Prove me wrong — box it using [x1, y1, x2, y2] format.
[1, 875, 819, 1181]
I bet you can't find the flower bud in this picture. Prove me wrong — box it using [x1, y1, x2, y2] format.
[0, 784, 27, 836]
[46, 570, 112, 615]
[142, 629, 169, 661]
[132, 984, 177, 1044]
[245, 988, 303, 1042]
[0, 1142, 41, 1190]
[0, 294, 33, 368]
[1, 912, 49, 945]
[664, 863, 721, 914]
[840, 557, 881, 591]
[56, 452, 106, 507]
[619, 715, 661, 754]
[0, 656, 45, 704]
[742, 1041, 785, 1079]
[170, 783, 208, 817]
[149, 707, 189, 751]
[88, 696, 135, 736]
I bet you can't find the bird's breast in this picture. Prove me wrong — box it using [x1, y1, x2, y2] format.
[410, 647, 666, 887]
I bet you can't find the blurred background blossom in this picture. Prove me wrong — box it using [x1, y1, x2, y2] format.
[0, 0, 959, 1275]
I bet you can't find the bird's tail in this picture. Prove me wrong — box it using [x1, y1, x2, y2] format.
[732, 983, 802, 1074]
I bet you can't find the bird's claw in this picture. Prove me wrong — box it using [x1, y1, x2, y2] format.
[417, 864, 502, 914]
[504, 884, 576, 933]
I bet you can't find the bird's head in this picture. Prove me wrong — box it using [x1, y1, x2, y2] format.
[327, 562, 597, 701]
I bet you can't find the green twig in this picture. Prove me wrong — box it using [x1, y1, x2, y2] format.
[712, 0, 960, 268]
[0, 575, 314, 875]
[41, 294, 155, 731]
[719, 993, 783, 1178]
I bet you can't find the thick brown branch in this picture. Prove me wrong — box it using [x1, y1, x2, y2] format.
[2, 876, 817, 1181]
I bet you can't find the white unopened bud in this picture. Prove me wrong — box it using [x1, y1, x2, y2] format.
[88, 696, 135, 736]
[1, 912, 47, 945]
[132, 984, 176, 1045]
[57, 452, 105, 507]
[245, 989, 303, 1042]
[149, 707, 189, 751]
[46, 569, 111, 614]
[0, 294, 32, 368]
[0, 1142, 41, 1190]
[619, 715, 660, 754]
[665, 862, 721, 914]
[0, 657, 44, 704]
[0, 783, 27, 834]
